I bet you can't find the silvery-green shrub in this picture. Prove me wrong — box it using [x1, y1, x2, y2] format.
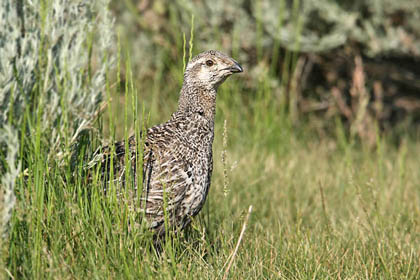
[0, 125, 19, 239]
[0, 0, 114, 238]
[0, 0, 114, 150]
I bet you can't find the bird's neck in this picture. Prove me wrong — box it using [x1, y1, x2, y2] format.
[177, 82, 217, 124]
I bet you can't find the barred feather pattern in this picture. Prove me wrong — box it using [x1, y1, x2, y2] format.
[87, 50, 242, 236]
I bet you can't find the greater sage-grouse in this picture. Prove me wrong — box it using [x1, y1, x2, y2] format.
[88, 50, 242, 237]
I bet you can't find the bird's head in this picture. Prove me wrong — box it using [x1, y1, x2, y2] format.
[184, 50, 243, 90]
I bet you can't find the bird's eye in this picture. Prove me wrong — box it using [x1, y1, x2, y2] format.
[205, 60, 214, 67]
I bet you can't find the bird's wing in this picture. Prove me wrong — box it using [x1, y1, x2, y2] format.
[141, 116, 195, 232]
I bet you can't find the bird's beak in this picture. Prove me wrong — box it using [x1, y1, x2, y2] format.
[223, 60, 243, 73]
[231, 61, 243, 73]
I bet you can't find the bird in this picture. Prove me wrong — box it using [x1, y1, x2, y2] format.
[87, 50, 243, 238]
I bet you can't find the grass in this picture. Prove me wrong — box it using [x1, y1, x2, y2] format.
[6, 112, 420, 279]
[2, 2, 420, 279]
[5, 63, 420, 279]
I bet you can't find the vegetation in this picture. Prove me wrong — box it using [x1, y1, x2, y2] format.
[1, 0, 419, 279]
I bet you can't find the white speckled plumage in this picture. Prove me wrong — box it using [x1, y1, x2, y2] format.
[88, 50, 242, 237]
